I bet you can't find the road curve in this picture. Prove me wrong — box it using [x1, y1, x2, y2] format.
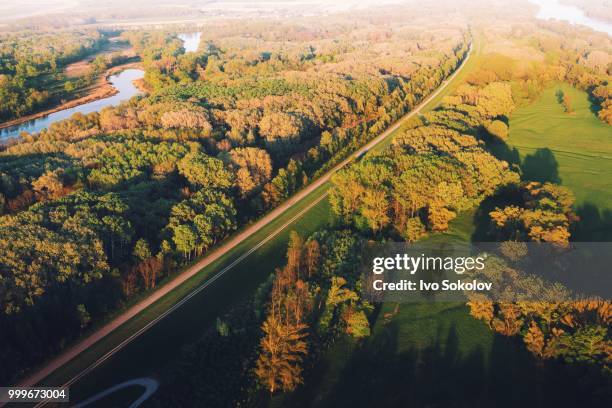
[20, 42, 472, 398]
[73, 377, 159, 408]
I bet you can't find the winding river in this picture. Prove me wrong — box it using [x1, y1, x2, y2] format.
[0, 68, 144, 141]
[11, 14, 604, 141]
[530, 0, 612, 36]
[0, 32, 202, 141]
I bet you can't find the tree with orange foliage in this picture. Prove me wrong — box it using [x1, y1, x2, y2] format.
[467, 256, 612, 370]
[303, 239, 321, 278]
[256, 231, 315, 393]
[286, 231, 304, 279]
[255, 314, 308, 393]
[489, 182, 575, 247]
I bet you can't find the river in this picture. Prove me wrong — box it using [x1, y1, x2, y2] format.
[178, 32, 202, 53]
[4, 12, 600, 140]
[530, 0, 612, 36]
[0, 68, 144, 141]
[0, 32, 203, 141]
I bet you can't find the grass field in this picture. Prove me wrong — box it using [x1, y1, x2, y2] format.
[278, 208, 607, 408]
[278, 216, 509, 408]
[275, 59, 612, 407]
[506, 84, 612, 240]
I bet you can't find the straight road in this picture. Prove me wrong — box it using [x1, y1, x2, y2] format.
[20, 41, 472, 401]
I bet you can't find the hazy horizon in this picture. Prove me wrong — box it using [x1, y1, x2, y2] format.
[0, 0, 407, 21]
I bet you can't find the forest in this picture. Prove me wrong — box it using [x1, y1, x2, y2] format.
[0, 1, 610, 405]
[0, 18, 468, 383]
[152, 16, 611, 406]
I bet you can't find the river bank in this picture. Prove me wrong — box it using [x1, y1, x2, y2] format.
[0, 62, 145, 134]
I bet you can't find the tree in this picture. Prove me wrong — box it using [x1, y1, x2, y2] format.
[467, 299, 494, 326]
[492, 303, 523, 336]
[326, 277, 358, 307]
[133, 239, 152, 262]
[224, 147, 272, 197]
[168, 189, 237, 258]
[303, 239, 321, 278]
[499, 241, 528, 261]
[76, 304, 91, 329]
[259, 111, 303, 152]
[343, 308, 370, 338]
[404, 217, 426, 242]
[427, 206, 456, 232]
[523, 321, 546, 358]
[161, 109, 212, 134]
[64, 81, 75, 93]
[172, 224, 198, 259]
[255, 314, 308, 393]
[562, 94, 573, 113]
[32, 170, 65, 200]
[122, 269, 138, 297]
[329, 174, 366, 223]
[598, 99, 612, 125]
[177, 152, 234, 190]
[360, 189, 390, 234]
[136, 256, 163, 290]
[484, 119, 509, 141]
[475, 82, 515, 119]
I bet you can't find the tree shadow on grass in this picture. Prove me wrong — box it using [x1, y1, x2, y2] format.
[471, 184, 523, 242]
[300, 319, 533, 408]
[309, 322, 490, 408]
[485, 135, 561, 185]
[484, 139, 521, 167]
[290, 314, 611, 408]
[487, 334, 611, 408]
[521, 148, 561, 184]
[571, 202, 612, 241]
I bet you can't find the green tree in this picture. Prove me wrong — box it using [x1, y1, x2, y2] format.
[133, 239, 152, 262]
[177, 152, 234, 190]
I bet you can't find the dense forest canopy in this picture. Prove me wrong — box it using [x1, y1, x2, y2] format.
[0, 1, 610, 402]
[0, 14, 468, 383]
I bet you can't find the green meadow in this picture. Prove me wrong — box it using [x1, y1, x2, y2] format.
[507, 84, 612, 239]
[279, 215, 598, 408]
[285, 303, 536, 408]
[277, 82, 612, 408]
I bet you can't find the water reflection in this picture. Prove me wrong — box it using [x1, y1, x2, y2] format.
[0, 69, 144, 140]
[178, 32, 202, 53]
[531, 0, 612, 36]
